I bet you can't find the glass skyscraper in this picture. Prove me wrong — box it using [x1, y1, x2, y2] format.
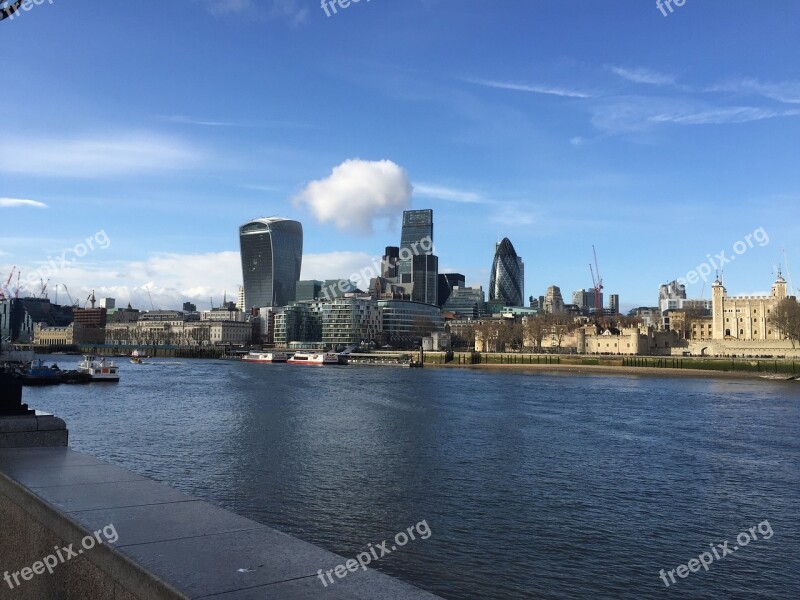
[239, 218, 303, 309]
[399, 209, 433, 280]
[489, 238, 524, 307]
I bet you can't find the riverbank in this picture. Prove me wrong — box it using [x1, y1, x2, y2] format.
[434, 362, 799, 381]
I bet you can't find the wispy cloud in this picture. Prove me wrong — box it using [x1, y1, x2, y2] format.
[202, 0, 307, 25]
[709, 78, 800, 105]
[464, 78, 591, 99]
[0, 132, 206, 178]
[0, 198, 48, 209]
[590, 96, 800, 133]
[414, 183, 485, 203]
[158, 114, 309, 128]
[608, 66, 676, 87]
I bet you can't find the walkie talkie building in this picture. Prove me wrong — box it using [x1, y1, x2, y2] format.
[489, 238, 524, 307]
[239, 218, 303, 309]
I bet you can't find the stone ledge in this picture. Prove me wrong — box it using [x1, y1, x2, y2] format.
[0, 448, 442, 600]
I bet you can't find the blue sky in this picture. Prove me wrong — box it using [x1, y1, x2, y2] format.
[1, 0, 799, 310]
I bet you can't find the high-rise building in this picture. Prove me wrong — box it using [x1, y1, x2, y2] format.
[381, 247, 400, 279]
[399, 210, 434, 281]
[411, 255, 438, 306]
[239, 218, 303, 309]
[489, 238, 524, 307]
[609, 294, 620, 315]
[437, 273, 466, 307]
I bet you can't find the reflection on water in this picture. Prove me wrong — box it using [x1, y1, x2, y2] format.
[26, 358, 800, 599]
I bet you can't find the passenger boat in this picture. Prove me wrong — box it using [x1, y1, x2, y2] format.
[242, 351, 289, 363]
[287, 352, 340, 365]
[77, 355, 120, 382]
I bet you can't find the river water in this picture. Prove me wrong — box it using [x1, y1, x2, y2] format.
[24, 357, 800, 599]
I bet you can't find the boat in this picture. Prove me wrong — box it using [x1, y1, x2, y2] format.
[242, 351, 289, 363]
[287, 352, 340, 365]
[18, 359, 62, 386]
[0, 342, 35, 366]
[77, 355, 120, 382]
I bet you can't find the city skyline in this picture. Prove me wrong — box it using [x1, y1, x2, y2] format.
[1, 1, 799, 310]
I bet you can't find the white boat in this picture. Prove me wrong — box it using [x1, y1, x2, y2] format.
[242, 351, 289, 363]
[77, 355, 120, 382]
[287, 352, 340, 365]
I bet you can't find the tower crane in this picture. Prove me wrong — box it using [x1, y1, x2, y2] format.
[589, 245, 604, 316]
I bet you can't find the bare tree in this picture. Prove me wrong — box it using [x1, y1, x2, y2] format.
[769, 298, 800, 349]
[523, 314, 549, 352]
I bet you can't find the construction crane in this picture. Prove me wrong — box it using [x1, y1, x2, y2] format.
[61, 284, 77, 307]
[145, 286, 155, 311]
[40, 278, 50, 298]
[0, 266, 15, 301]
[590, 245, 604, 316]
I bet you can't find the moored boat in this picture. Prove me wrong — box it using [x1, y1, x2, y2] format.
[18, 359, 62, 386]
[242, 351, 289, 363]
[77, 355, 120, 382]
[287, 352, 340, 365]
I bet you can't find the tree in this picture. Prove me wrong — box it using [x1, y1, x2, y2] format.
[523, 314, 549, 352]
[769, 298, 800, 349]
[552, 315, 578, 353]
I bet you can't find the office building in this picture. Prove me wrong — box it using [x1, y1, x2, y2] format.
[381, 247, 400, 279]
[296, 280, 323, 302]
[411, 254, 438, 306]
[443, 286, 486, 318]
[438, 273, 466, 307]
[489, 238, 524, 307]
[239, 217, 303, 309]
[399, 210, 434, 281]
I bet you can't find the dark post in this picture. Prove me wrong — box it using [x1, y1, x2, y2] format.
[0, 371, 35, 416]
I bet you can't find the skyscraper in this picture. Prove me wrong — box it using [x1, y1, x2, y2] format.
[411, 254, 439, 306]
[399, 209, 433, 282]
[239, 218, 303, 309]
[489, 238, 524, 307]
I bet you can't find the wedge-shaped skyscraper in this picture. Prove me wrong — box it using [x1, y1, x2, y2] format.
[239, 218, 303, 309]
[489, 238, 524, 307]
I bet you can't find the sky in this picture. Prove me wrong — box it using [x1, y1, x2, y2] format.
[1, 0, 799, 311]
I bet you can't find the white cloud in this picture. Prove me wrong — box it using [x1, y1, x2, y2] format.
[0, 198, 48, 208]
[301, 251, 380, 290]
[3, 248, 391, 310]
[414, 184, 484, 203]
[0, 133, 206, 178]
[293, 159, 413, 234]
[465, 78, 591, 99]
[608, 66, 676, 87]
